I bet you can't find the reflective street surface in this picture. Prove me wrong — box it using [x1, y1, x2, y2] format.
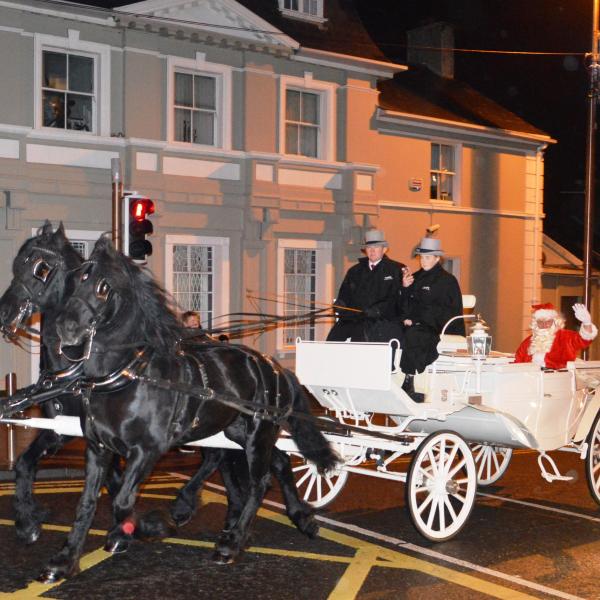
[1, 447, 599, 599]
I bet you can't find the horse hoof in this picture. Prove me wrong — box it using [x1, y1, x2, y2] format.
[171, 512, 192, 528]
[16, 525, 41, 545]
[104, 536, 130, 554]
[37, 562, 78, 584]
[212, 549, 236, 565]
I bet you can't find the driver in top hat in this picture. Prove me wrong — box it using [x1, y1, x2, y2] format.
[327, 229, 406, 343]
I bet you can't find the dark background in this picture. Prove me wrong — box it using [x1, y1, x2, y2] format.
[72, 0, 597, 257]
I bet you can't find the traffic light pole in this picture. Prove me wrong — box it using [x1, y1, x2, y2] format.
[111, 158, 123, 252]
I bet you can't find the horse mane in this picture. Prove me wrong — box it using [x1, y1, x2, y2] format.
[94, 237, 185, 354]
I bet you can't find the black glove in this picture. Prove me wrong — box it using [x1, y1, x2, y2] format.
[364, 306, 380, 319]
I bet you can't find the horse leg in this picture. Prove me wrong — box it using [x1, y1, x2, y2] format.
[270, 448, 319, 539]
[104, 447, 163, 554]
[214, 423, 278, 564]
[38, 445, 113, 583]
[170, 448, 226, 527]
[219, 451, 250, 532]
[13, 431, 71, 544]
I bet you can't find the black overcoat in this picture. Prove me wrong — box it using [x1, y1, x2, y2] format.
[327, 255, 406, 342]
[400, 262, 464, 373]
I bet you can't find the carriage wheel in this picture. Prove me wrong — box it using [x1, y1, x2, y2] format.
[406, 431, 477, 542]
[290, 449, 348, 508]
[470, 444, 512, 486]
[585, 411, 600, 505]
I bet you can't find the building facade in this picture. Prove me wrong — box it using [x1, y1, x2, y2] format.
[0, 0, 552, 386]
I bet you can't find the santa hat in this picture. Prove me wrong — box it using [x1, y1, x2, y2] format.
[532, 302, 558, 320]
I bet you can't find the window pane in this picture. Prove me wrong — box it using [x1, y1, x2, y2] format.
[283, 249, 316, 344]
[300, 125, 318, 157]
[42, 91, 65, 128]
[68, 55, 93, 94]
[175, 108, 192, 142]
[301, 92, 319, 124]
[430, 173, 438, 200]
[193, 111, 215, 145]
[43, 51, 66, 90]
[431, 143, 440, 170]
[439, 173, 453, 200]
[440, 144, 453, 171]
[285, 123, 299, 154]
[175, 72, 193, 107]
[194, 75, 216, 110]
[286, 90, 300, 121]
[66, 94, 92, 131]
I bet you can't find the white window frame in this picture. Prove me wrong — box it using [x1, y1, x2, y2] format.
[279, 74, 336, 162]
[443, 256, 461, 282]
[167, 54, 232, 151]
[34, 30, 111, 137]
[29, 228, 103, 384]
[429, 140, 462, 205]
[276, 239, 332, 352]
[278, 0, 326, 24]
[164, 234, 230, 326]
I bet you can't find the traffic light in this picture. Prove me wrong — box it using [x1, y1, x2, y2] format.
[123, 193, 154, 261]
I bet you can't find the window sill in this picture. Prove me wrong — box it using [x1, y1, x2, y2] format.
[279, 8, 327, 25]
[430, 199, 455, 208]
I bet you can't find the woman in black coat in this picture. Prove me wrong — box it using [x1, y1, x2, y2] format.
[400, 237, 464, 378]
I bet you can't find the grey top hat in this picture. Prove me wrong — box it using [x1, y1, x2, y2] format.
[414, 237, 444, 256]
[361, 229, 388, 249]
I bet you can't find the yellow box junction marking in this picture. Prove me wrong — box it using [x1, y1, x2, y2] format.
[0, 478, 539, 599]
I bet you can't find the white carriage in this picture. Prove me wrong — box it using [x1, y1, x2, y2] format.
[292, 334, 600, 541]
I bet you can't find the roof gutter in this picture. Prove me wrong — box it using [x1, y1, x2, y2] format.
[293, 47, 406, 78]
[377, 108, 555, 146]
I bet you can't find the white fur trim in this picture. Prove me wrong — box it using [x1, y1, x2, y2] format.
[534, 308, 558, 320]
[579, 322, 598, 341]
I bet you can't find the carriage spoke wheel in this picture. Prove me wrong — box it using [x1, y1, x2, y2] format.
[407, 431, 477, 542]
[585, 411, 600, 505]
[470, 444, 512, 486]
[290, 449, 348, 509]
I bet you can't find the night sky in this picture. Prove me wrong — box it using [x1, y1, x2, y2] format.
[72, 0, 596, 257]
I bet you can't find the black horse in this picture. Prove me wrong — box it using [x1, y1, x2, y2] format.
[48, 235, 335, 580]
[0, 225, 331, 580]
[0, 222, 97, 544]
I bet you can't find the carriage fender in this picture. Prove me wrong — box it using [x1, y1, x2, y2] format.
[573, 388, 600, 443]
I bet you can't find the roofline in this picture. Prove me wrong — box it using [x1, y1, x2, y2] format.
[0, 0, 116, 26]
[293, 47, 406, 78]
[118, 0, 299, 50]
[377, 108, 555, 146]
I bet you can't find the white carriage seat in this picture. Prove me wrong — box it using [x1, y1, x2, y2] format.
[436, 294, 476, 353]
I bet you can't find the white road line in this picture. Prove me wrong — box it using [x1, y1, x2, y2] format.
[167, 472, 585, 600]
[477, 491, 600, 523]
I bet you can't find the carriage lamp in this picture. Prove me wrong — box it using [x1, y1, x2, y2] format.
[467, 317, 492, 359]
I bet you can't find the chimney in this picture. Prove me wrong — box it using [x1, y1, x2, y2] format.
[407, 22, 454, 79]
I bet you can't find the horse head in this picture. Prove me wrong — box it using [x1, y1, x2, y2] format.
[0, 221, 82, 338]
[56, 235, 183, 369]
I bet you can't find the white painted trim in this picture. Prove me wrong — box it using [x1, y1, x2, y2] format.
[379, 200, 539, 220]
[377, 108, 554, 145]
[26, 144, 119, 169]
[0, 1, 116, 26]
[0, 138, 19, 159]
[33, 31, 112, 137]
[162, 156, 240, 180]
[166, 54, 232, 151]
[279, 167, 341, 189]
[164, 233, 230, 323]
[278, 74, 337, 161]
[278, 6, 326, 25]
[275, 238, 332, 352]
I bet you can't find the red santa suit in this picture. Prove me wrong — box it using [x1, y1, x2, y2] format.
[514, 302, 598, 369]
[515, 329, 595, 369]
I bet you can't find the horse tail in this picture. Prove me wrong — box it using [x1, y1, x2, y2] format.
[283, 368, 338, 474]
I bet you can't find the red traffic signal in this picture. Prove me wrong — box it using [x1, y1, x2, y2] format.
[130, 198, 154, 222]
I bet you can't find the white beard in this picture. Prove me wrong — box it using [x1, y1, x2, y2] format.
[529, 322, 558, 355]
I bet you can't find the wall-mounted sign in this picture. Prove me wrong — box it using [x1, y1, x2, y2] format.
[409, 178, 423, 192]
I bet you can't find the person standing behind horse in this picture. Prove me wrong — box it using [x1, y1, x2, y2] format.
[327, 229, 405, 342]
[400, 237, 464, 397]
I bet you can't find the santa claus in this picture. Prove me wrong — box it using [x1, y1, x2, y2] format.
[514, 303, 598, 369]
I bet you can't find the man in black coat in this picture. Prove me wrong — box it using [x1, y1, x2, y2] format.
[327, 229, 406, 343]
[400, 237, 464, 378]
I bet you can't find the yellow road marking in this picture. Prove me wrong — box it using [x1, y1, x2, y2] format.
[0, 478, 541, 599]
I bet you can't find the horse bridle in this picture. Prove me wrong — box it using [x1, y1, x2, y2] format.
[0, 248, 70, 340]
